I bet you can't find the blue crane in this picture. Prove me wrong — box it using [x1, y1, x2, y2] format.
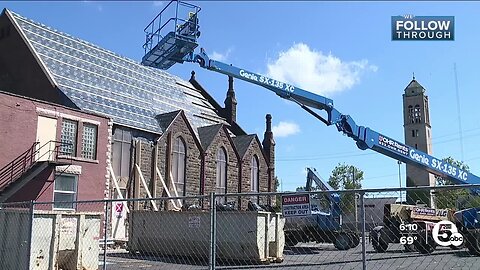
[283, 168, 359, 250]
[141, 0, 480, 255]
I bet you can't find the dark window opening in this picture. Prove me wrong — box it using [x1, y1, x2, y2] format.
[112, 127, 132, 179]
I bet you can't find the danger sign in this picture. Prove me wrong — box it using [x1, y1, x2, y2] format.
[115, 202, 124, 218]
[281, 194, 311, 217]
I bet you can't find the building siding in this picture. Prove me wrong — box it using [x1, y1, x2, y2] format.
[0, 91, 109, 211]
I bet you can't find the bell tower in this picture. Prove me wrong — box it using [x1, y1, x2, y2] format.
[403, 76, 435, 206]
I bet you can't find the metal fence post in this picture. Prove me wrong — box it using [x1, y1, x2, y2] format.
[103, 200, 109, 270]
[26, 200, 35, 270]
[209, 192, 216, 270]
[359, 192, 367, 270]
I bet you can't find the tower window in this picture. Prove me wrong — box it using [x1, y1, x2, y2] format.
[414, 105, 421, 123]
[425, 100, 430, 124]
[408, 105, 414, 124]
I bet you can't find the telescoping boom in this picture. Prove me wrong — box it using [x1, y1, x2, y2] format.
[140, 0, 479, 189]
[185, 49, 480, 189]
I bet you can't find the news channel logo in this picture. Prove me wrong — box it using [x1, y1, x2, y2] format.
[392, 15, 454, 41]
[432, 220, 463, 247]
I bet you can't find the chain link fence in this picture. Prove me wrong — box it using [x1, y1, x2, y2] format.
[1, 185, 480, 269]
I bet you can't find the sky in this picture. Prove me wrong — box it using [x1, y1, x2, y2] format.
[2, 1, 480, 192]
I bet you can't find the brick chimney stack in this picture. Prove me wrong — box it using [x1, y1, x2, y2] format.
[262, 114, 276, 192]
[224, 76, 237, 124]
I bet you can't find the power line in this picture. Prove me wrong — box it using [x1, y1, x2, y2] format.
[277, 152, 375, 162]
[431, 126, 480, 141]
[454, 62, 464, 161]
[276, 130, 480, 162]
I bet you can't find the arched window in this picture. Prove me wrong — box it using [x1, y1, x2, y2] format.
[171, 136, 186, 196]
[216, 147, 227, 197]
[408, 105, 414, 124]
[414, 105, 421, 123]
[251, 155, 259, 192]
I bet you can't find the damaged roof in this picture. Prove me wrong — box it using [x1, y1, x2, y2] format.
[5, 9, 228, 134]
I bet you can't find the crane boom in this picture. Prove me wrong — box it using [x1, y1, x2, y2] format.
[142, 2, 480, 251]
[186, 50, 480, 189]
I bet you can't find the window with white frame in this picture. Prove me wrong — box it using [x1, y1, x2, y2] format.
[81, 124, 97, 159]
[216, 147, 227, 201]
[251, 155, 259, 192]
[53, 174, 78, 210]
[60, 119, 77, 156]
[171, 136, 186, 196]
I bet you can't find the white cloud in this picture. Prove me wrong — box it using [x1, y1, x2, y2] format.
[267, 43, 377, 95]
[272, 121, 300, 138]
[210, 48, 233, 62]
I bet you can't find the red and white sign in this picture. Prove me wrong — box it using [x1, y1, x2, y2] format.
[115, 202, 124, 218]
[281, 194, 311, 217]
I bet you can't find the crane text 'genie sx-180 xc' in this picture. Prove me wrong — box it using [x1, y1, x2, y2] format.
[141, 0, 480, 255]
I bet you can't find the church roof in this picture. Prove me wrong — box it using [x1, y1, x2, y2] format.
[232, 135, 256, 158]
[4, 9, 228, 134]
[197, 124, 224, 151]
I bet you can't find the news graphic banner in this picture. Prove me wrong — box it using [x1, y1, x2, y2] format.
[282, 194, 312, 217]
[392, 15, 454, 41]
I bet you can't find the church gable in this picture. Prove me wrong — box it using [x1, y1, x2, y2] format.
[154, 110, 203, 200]
[200, 125, 239, 198]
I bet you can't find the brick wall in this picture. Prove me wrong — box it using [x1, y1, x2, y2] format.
[0, 91, 109, 212]
[238, 138, 270, 208]
[203, 127, 239, 206]
[131, 112, 276, 210]
[137, 140, 154, 210]
[154, 113, 202, 209]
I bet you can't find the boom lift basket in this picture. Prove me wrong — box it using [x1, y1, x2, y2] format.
[142, 0, 201, 70]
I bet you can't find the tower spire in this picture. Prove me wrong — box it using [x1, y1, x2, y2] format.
[224, 76, 237, 124]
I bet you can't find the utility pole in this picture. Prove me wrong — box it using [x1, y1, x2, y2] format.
[398, 161, 402, 203]
[352, 166, 358, 229]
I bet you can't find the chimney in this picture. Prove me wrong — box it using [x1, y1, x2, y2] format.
[262, 114, 276, 193]
[224, 76, 237, 124]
